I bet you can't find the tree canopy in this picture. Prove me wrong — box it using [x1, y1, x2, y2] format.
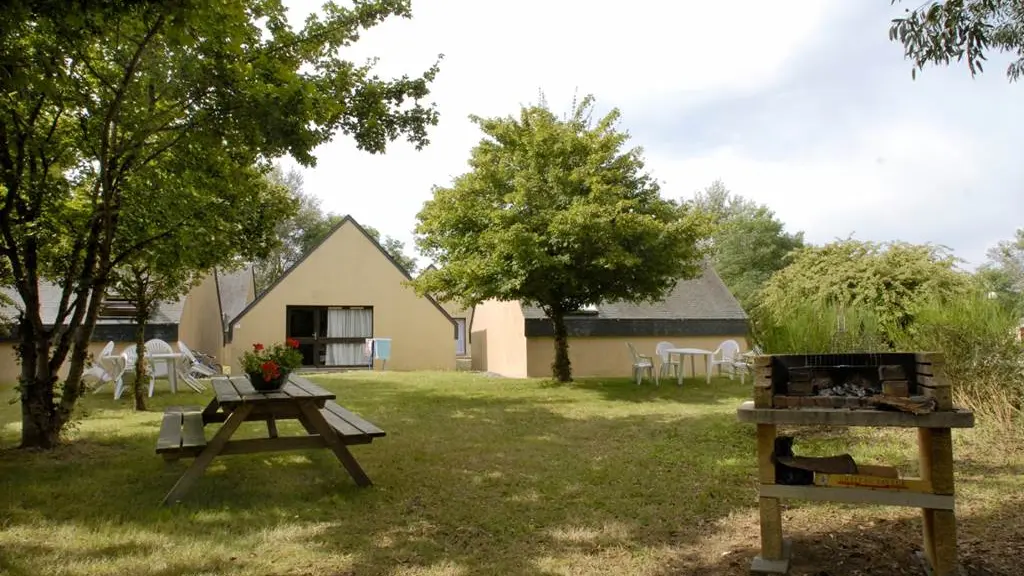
[758, 238, 971, 341]
[1, 1, 440, 448]
[691, 180, 804, 311]
[889, 0, 1024, 80]
[414, 95, 709, 381]
[975, 228, 1024, 316]
[254, 165, 419, 291]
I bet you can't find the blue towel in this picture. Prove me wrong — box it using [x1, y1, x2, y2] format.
[373, 338, 391, 360]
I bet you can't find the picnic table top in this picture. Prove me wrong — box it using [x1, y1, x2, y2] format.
[211, 375, 335, 407]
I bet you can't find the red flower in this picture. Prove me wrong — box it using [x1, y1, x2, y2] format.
[286, 338, 300, 349]
[260, 360, 280, 379]
[253, 343, 264, 352]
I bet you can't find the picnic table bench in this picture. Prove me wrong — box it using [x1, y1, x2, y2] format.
[156, 374, 385, 505]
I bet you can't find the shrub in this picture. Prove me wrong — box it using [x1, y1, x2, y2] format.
[892, 292, 1024, 430]
[751, 300, 889, 354]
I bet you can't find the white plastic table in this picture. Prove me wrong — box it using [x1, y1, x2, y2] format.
[148, 352, 184, 392]
[664, 348, 713, 385]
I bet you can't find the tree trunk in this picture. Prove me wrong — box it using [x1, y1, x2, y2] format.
[18, 322, 61, 449]
[132, 312, 149, 411]
[550, 310, 572, 382]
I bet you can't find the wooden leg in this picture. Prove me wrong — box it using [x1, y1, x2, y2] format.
[161, 403, 253, 506]
[266, 416, 279, 439]
[759, 497, 784, 560]
[918, 427, 958, 575]
[201, 397, 222, 424]
[298, 402, 372, 487]
[751, 423, 789, 573]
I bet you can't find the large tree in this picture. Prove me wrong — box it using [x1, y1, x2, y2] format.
[1, 1, 440, 448]
[254, 165, 419, 290]
[254, 166, 342, 292]
[889, 0, 1024, 80]
[414, 95, 710, 382]
[758, 238, 971, 342]
[365, 226, 418, 275]
[975, 228, 1024, 315]
[111, 163, 294, 410]
[691, 180, 804, 310]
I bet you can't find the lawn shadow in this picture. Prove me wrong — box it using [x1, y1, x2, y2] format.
[547, 375, 751, 405]
[0, 378, 761, 575]
[655, 496, 1024, 576]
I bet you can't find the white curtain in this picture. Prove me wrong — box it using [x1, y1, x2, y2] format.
[325, 307, 373, 366]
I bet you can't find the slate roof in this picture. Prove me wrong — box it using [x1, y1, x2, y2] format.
[0, 282, 184, 325]
[519, 263, 748, 321]
[216, 266, 254, 331]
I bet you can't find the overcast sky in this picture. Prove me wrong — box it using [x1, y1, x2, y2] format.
[279, 0, 1023, 270]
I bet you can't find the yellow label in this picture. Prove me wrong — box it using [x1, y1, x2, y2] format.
[814, 473, 933, 492]
[222, 365, 231, 376]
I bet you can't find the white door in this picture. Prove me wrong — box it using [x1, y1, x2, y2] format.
[455, 318, 467, 356]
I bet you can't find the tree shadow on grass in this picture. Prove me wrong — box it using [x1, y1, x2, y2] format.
[657, 496, 1024, 576]
[0, 381, 761, 575]
[546, 375, 753, 405]
[1, 376, 1020, 575]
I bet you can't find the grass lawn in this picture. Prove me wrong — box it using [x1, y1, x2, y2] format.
[1, 371, 1022, 575]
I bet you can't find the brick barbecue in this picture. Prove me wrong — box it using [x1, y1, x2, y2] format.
[753, 352, 949, 412]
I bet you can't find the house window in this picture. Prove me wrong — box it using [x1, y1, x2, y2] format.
[286, 306, 373, 368]
[454, 318, 467, 356]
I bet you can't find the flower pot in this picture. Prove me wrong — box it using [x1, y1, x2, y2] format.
[247, 370, 290, 392]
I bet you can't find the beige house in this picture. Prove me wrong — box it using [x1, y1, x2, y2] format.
[223, 216, 456, 374]
[420, 264, 472, 359]
[0, 267, 254, 383]
[470, 264, 749, 378]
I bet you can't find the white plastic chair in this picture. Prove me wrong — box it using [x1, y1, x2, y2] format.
[177, 341, 213, 391]
[144, 339, 175, 380]
[710, 339, 744, 381]
[85, 341, 117, 392]
[655, 341, 681, 382]
[626, 342, 656, 385]
[116, 345, 154, 400]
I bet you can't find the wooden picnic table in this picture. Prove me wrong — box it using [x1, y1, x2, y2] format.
[156, 374, 386, 506]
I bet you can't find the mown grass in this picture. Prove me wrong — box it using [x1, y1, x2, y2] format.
[0, 371, 1021, 575]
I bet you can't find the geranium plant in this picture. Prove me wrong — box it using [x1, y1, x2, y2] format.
[240, 339, 303, 384]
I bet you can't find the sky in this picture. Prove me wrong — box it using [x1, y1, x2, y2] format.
[278, 0, 1023, 270]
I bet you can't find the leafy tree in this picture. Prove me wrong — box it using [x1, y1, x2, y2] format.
[414, 95, 710, 382]
[975, 228, 1024, 316]
[254, 166, 342, 292]
[365, 226, 418, 275]
[692, 180, 804, 310]
[254, 166, 419, 290]
[1, 1, 440, 448]
[758, 239, 971, 343]
[111, 164, 294, 411]
[889, 0, 1024, 80]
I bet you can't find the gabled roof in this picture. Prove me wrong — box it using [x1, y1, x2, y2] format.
[517, 263, 749, 338]
[214, 266, 254, 332]
[520, 262, 747, 321]
[1, 283, 184, 326]
[226, 215, 454, 342]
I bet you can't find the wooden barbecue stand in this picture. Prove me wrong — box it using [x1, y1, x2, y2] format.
[737, 352, 974, 576]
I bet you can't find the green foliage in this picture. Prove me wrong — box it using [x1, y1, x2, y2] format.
[364, 226, 418, 276]
[894, 291, 1024, 428]
[254, 166, 342, 292]
[758, 239, 971, 343]
[415, 94, 710, 381]
[0, 0, 440, 447]
[691, 180, 804, 310]
[889, 0, 1024, 80]
[975, 228, 1024, 317]
[753, 301, 888, 354]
